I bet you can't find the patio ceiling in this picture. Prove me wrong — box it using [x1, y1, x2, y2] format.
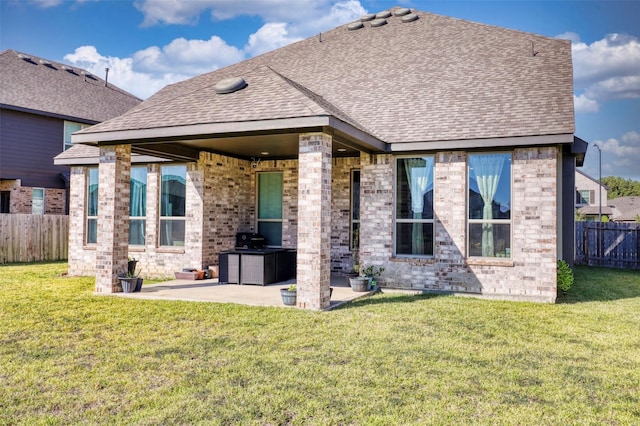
[75, 115, 388, 162]
[131, 129, 364, 162]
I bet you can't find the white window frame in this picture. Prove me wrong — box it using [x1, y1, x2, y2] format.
[159, 164, 187, 247]
[129, 166, 147, 246]
[64, 121, 89, 151]
[256, 172, 283, 247]
[467, 152, 512, 259]
[86, 167, 98, 245]
[393, 155, 435, 258]
[32, 188, 44, 214]
[350, 169, 360, 251]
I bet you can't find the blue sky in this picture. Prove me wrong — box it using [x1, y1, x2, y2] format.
[2, 0, 639, 181]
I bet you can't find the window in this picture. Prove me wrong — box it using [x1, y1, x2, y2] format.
[468, 153, 511, 258]
[0, 191, 9, 213]
[160, 165, 186, 246]
[395, 157, 434, 256]
[32, 188, 44, 214]
[129, 166, 147, 245]
[351, 169, 360, 251]
[64, 121, 89, 151]
[257, 172, 283, 246]
[86, 168, 98, 244]
[577, 190, 593, 205]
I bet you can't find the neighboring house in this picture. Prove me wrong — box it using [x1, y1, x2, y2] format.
[609, 197, 640, 223]
[55, 8, 587, 308]
[0, 49, 140, 214]
[575, 169, 611, 220]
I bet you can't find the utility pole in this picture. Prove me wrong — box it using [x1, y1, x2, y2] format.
[594, 144, 602, 222]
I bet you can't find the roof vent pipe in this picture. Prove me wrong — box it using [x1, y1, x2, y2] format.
[104, 68, 109, 87]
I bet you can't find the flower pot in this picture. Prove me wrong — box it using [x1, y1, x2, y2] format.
[134, 277, 143, 292]
[119, 277, 137, 293]
[349, 276, 369, 292]
[127, 260, 137, 275]
[280, 288, 297, 306]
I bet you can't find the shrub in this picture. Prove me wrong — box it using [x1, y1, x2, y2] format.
[557, 260, 574, 293]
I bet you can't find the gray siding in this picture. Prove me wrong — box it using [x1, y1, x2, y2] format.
[0, 108, 68, 189]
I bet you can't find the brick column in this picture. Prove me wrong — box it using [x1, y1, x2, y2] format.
[95, 145, 131, 293]
[296, 132, 332, 310]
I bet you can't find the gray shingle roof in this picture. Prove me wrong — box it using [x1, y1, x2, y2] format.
[609, 196, 640, 221]
[79, 8, 575, 144]
[0, 49, 141, 123]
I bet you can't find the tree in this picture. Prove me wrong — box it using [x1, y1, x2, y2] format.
[601, 176, 640, 199]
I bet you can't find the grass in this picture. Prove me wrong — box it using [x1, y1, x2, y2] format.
[1, 262, 639, 425]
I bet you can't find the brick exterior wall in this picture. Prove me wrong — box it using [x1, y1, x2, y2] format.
[95, 145, 131, 293]
[296, 133, 332, 309]
[331, 157, 361, 273]
[360, 147, 558, 302]
[67, 152, 254, 280]
[0, 179, 66, 214]
[67, 167, 94, 276]
[66, 142, 559, 302]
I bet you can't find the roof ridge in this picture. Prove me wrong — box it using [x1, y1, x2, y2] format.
[267, 66, 378, 138]
[264, 66, 329, 116]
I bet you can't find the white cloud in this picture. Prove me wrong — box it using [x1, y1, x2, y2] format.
[555, 32, 581, 44]
[133, 36, 244, 75]
[62, 1, 365, 99]
[569, 33, 640, 103]
[29, 0, 65, 7]
[573, 94, 599, 113]
[245, 23, 301, 57]
[587, 131, 640, 181]
[134, 0, 361, 27]
[64, 46, 184, 99]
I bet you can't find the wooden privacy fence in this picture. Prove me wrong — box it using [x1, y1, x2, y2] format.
[575, 222, 640, 269]
[0, 214, 68, 264]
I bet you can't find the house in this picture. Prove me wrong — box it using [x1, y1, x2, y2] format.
[575, 169, 612, 221]
[608, 197, 640, 223]
[0, 49, 140, 214]
[55, 8, 586, 308]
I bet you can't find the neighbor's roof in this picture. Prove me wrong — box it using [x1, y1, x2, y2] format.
[609, 196, 640, 221]
[77, 8, 575, 145]
[0, 49, 141, 123]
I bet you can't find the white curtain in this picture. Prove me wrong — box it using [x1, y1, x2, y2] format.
[404, 157, 433, 254]
[470, 154, 505, 256]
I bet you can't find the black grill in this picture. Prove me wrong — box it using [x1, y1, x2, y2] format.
[235, 232, 266, 250]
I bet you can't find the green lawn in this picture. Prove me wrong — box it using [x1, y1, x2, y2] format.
[1, 262, 639, 425]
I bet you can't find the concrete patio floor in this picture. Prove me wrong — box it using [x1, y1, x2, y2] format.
[109, 275, 376, 309]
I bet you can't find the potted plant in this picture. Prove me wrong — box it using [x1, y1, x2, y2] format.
[280, 284, 297, 306]
[348, 274, 369, 292]
[127, 257, 138, 276]
[361, 264, 385, 290]
[118, 265, 143, 293]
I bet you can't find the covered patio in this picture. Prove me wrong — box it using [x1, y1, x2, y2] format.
[108, 276, 376, 309]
